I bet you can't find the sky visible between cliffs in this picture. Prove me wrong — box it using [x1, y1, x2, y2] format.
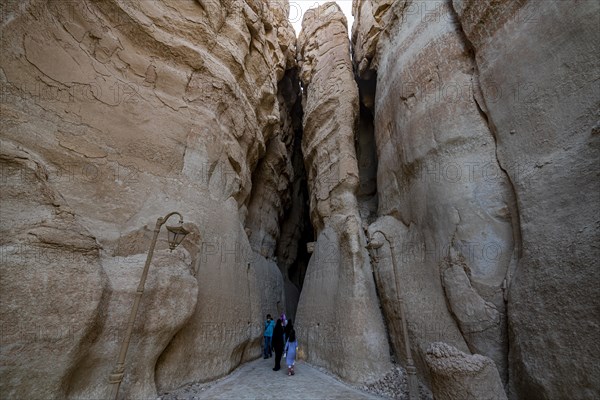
[288, 1, 354, 36]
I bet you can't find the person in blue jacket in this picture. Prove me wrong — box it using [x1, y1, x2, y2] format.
[263, 314, 275, 359]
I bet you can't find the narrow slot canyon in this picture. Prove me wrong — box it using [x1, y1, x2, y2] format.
[1, 1, 598, 400]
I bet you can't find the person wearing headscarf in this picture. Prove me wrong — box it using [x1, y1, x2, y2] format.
[272, 319, 285, 371]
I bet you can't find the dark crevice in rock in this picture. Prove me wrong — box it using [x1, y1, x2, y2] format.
[356, 69, 400, 367]
[354, 36, 403, 375]
[273, 73, 312, 321]
[239, 62, 312, 321]
[244, 66, 300, 261]
[275, 127, 314, 290]
[355, 71, 379, 228]
[356, 100, 379, 227]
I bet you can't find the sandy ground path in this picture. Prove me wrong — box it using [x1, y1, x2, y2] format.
[160, 357, 386, 400]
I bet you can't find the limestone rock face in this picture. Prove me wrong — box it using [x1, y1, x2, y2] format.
[68, 251, 198, 400]
[3, 0, 598, 398]
[451, 1, 600, 398]
[426, 342, 507, 400]
[295, 3, 391, 384]
[0, 141, 105, 400]
[359, 0, 515, 385]
[298, 3, 360, 233]
[244, 65, 301, 263]
[351, 0, 396, 79]
[367, 217, 470, 384]
[354, 0, 600, 397]
[1, 0, 296, 396]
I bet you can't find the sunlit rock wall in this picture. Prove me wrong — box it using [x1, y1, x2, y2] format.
[0, 0, 296, 397]
[294, 3, 391, 384]
[354, 0, 514, 385]
[353, 0, 600, 397]
[452, 0, 600, 397]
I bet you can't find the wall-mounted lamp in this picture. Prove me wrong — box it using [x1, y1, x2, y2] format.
[109, 211, 189, 400]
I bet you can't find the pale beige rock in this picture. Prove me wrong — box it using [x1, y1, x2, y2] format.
[296, 222, 391, 384]
[1, 0, 297, 397]
[351, 0, 397, 79]
[353, 0, 600, 397]
[441, 252, 506, 379]
[3, 0, 597, 398]
[298, 2, 361, 233]
[426, 342, 507, 400]
[295, 2, 391, 384]
[450, 1, 600, 398]
[245, 137, 293, 259]
[0, 141, 105, 399]
[367, 217, 470, 384]
[68, 251, 198, 400]
[358, 0, 515, 386]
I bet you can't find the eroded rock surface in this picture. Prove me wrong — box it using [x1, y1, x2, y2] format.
[353, 0, 600, 397]
[357, 0, 514, 385]
[367, 217, 469, 384]
[68, 251, 198, 400]
[1, 0, 297, 397]
[351, 0, 395, 79]
[2, 0, 598, 398]
[450, 1, 600, 397]
[0, 141, 105, 399]
[294, 3, 391, 384]
[426, 342, 507, 400]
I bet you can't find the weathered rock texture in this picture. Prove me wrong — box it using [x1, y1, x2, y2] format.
[451, 1, 600, 398]
[68, 251, 198, 400]
[0, 141, 105, 400]
[367, 217, 470, 384]
[426, 342, 507, 400]
[356, 0, 515, 385]
[1, 0, 298, 398]
[2, 0, 599, 398]
[353, 0, 600, 398]
[294, 3, 391, 384]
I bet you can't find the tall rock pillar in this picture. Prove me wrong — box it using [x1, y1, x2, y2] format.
[294, 3, 391, 384]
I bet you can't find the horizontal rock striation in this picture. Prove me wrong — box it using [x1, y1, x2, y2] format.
[451, 0, 600, 398]
[355, 0, 515, 386]
[1, 0, 298, 397]
[353, 0, 600, 397]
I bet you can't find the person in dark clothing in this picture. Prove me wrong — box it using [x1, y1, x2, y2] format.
[272, 319, 285, 371]
[284, 319, 293, 342]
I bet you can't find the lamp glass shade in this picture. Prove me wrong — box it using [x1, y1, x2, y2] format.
[166, 225, 190, 250]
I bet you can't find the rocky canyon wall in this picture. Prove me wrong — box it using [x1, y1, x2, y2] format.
[294, 3, 392, 384]
[356, 0, 515, 385]
[1, 0, 298, 398]
[2, 0, 598, 398]
[353, 0, 599, 398]
[451, 1, 600, 397]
